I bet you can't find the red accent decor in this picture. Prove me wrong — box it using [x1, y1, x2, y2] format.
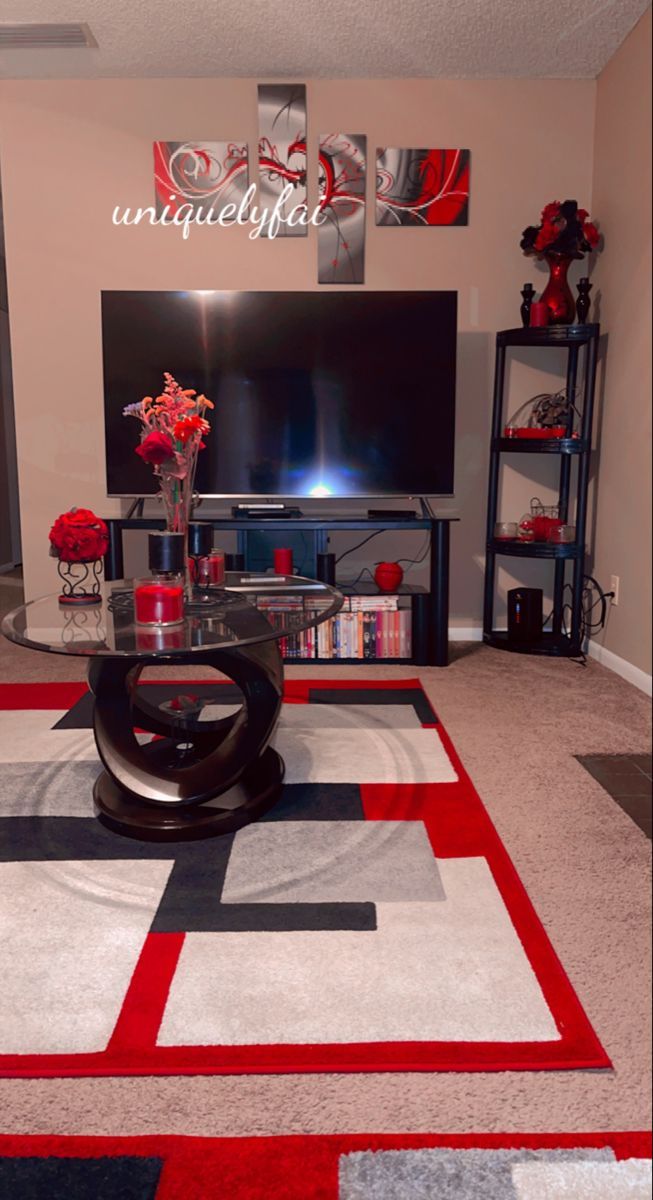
[134, 583, 184, 625]
[529, 301, 549, 327]
[0, 678, 610, 1079]
[208, 552, 225, 585]
[374, 562, 404, 592]
[0, 1132, 648, 1200]
[541, 253, 576, 324]
[503, 426, 567, 439]
[273, 547, 293, 575]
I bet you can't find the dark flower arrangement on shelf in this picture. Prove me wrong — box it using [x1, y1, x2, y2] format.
[520, 200, 600, 260]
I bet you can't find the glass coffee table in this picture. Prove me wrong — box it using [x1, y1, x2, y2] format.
[1, 574, 342, 841]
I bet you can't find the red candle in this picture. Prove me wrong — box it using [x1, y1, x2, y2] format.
[208, 552, 225, 585]
[530, 301, 549, 327]
[274, 547, 293, 575]
[134, 583, 184, 625]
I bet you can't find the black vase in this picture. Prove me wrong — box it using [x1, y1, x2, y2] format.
[520, 283, 535, 328]
[576, 277, 592, 324]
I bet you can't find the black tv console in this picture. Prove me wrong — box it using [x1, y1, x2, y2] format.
[103, 505, 458, 666]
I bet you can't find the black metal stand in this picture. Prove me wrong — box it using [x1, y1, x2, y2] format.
[103, 506, 458, 666]
[483, 324, 600, 656]
[89, 639, 284, 841]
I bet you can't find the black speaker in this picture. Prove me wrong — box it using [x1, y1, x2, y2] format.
[316, 552, 336, 585]
[225, 553, 245, 571]
[507, 587, 543, 643]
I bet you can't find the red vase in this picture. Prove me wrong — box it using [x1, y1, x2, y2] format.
[540, 253, 577, 325]
[374, 562, 404, 592]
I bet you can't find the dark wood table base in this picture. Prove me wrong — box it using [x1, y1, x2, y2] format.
[88, 639, 285, 841]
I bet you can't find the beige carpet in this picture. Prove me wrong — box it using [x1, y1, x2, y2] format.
[0, 573, 651, 1136]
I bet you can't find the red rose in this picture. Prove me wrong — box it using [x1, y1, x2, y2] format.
[135, 430, 175, 465]
[541, 201, 561, 222]
[49, 509, 109, 562]
[583, 221, 599, 247]
[577, 208, 589, 223]
[534, 220, 558, 251]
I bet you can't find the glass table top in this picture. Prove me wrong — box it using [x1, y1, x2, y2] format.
[1, 573, 343, 658]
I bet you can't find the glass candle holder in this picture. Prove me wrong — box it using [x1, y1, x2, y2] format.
[208, 550, 226, 586]
[134, 572, 185, 626]
[494, 521, 518, 540]
[548, 524, 576, 544]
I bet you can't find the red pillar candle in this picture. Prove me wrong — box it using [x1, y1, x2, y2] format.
[273, 547, 293, 575]
[208, 552, 225, 585]
[134, 580, 184, 625]
[529, 301, 549, 327]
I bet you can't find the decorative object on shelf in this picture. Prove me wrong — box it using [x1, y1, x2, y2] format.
[318, 133, 366, 284]
[49, 507, 109, 607]
[520, 200, 600, 325]
[548, 524, 576, 544]
[273, 547, 294, 575]
[376, 148, 470, 226]
[374, 561, 404, 592]
[494, 521, 518, 541]
[504, 389, 580, 439]
[576, 277, 593, 324]
[134, 531, 185, 626]
[207, 549, 226, 586]
[123, 372, 213, 581]
[188, 521, 214, 590]
[520, 283, 535, 327]
[529, 300, 549, 327]
[258, 83, 307, 238]
[518, 497, 564, 543]
[153, 142, 249, 221]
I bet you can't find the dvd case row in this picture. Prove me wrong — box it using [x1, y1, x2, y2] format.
[254, 596, 412, 660]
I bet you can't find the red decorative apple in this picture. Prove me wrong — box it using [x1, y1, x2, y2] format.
[374, 561, 404, 592]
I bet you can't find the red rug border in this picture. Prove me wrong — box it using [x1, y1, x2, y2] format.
[0, 1131, 649, 1200]
[0, 678, 611, 1078]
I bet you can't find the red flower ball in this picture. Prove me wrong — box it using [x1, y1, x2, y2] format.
[49, 508, 109, 563]
[135, 430, 175, 465]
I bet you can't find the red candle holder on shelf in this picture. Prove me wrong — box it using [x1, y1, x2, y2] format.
[274, 547, 293, 575]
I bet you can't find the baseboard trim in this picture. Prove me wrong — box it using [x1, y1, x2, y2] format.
[586, 640, 652, 697]
[449, 626, 483, 641]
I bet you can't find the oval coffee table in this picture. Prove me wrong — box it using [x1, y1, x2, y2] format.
[2, 573, 342, 841]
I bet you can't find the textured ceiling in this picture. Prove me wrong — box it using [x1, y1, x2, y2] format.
[0, 0, 649, 78]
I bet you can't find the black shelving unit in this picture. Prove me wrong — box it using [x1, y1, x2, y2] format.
[483, 324, 600, 657]
[103, 508, 458, 666]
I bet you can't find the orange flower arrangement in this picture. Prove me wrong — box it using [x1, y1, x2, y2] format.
[123, 373, 213, 532]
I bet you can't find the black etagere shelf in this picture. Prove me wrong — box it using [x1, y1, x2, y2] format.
[483, 323, 600, 657]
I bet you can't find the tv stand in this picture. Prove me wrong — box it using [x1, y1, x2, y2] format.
[103, 507, 458, 666]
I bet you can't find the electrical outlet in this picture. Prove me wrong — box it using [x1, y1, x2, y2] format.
[609, 575, 620, 606]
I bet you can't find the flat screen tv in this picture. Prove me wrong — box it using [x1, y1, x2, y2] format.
[101, 290, 457, 498]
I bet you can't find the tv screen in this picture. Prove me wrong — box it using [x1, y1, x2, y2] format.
[101, 290, 457, 498]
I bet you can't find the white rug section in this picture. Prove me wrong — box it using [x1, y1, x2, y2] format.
[0, 860, 173, 1054]
[0, 710, 154, 764]
[157, 856, 558, 1046]
[271, 708, 457, 784]
[221, 821, 445, 903]
[0, 711, 98, 763]
[512, 1158, 653, 1199]
[200, 703, 423, 729]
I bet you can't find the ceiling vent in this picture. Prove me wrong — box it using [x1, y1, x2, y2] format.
[0, 23, 97, 49]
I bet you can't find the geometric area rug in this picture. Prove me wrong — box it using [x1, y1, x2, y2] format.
[0, 679, 610, 1077]
[0, 1132, 650, 1199]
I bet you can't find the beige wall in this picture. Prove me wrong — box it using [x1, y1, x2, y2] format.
[0, 78, 595, 622]
[589, 9, 652, 677]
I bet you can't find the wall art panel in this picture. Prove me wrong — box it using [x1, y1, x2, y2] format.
[257, 84, 307, 237]
[376, 148, 470, 226]
[154, 142, 249, 219]
[318, 134, 366, 284]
